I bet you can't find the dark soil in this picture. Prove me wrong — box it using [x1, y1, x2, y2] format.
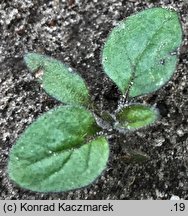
[0, 0, 188, 200]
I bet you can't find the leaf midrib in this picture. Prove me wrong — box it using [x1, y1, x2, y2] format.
[127, 16, 174, 92]
[24, 140, 84, 167]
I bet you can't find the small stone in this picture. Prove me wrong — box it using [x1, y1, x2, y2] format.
[154, 137, 165, 147]
[177, 129, 184, 137]
[170, 195, 180, 200]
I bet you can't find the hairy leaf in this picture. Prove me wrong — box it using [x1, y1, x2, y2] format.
[24, 53, 90, 106]
[116, 104, 159, 130]
[8, 106, 109, 192]
[102, 8, 182, 97]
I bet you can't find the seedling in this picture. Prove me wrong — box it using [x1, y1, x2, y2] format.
[8, 8, 182, 192]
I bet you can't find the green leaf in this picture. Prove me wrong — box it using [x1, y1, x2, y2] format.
[8, 106, 109, 192]
[102, 8, 182, 97]
[116, 104, 159, 130]
[121, 150, 149, 164]
[24, 53, 90, 106]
